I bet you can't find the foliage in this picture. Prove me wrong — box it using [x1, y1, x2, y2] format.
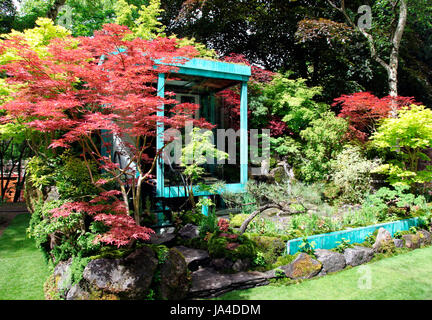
[297, 111, 349, 182]
[51, 191, 155, 247]
[332, 92, 419, 142]
[371, 105, 432, 188]
[248, 234, 286, 267]
[114, 0, 165, 40]
[359, 185, 430, 224]
[27, 199, 101, 263]
[0, 23, 211, 234]
[365, 232, 376, 245]
[229, 214, 249, 228]
[334, 238, 354, 253]
[180, 128, 228, 206]
[26, 156, 57, 190]
[207, 231, 257, 262]
[172, 209, 204, 229]
[298, 236, 316, 256]
[330, 145, 381, 204]
[55, 153, 102, 200]
[198, 207, 218, 237]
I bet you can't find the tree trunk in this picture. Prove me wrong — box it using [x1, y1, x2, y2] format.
[46, 0, 67, 21]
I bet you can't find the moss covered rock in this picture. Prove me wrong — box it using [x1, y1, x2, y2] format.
[280, 253, 322, 279]
[158, 248, 191, 300]
[249, 235, 286, 265]
[402, 234, 421, 249]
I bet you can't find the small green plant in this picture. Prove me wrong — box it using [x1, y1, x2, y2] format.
[365, 232, 376, 245]
[198, 207, 218, 236]
[274, 268, 286, 278]
[409, 226, 418, 234]
[393, 231, 403, 239]
[335, 238, 354, 253]
[252, 251, 267, 267]
[298, 236, 316, 255]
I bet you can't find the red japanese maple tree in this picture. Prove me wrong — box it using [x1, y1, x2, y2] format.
[0, 24, 213, 246]
[332, 92, 419, 142]
[216, 53, 274, 130]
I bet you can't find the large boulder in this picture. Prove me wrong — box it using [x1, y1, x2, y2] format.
[280, 253, 322, 280]
[314, 249, 346, 275]
[158, 248, 191, 300]
[373, 228, 395, 253]
[402, 234, 421, 249]
[173, 246, 210, 271]
[418, 229, 432, 246]
[343, 246, 374, 267]
[178, 223, 200, 239]
[82, 246, 158, 299]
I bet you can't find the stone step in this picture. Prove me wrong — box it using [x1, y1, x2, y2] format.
[188, 267, 271, 299]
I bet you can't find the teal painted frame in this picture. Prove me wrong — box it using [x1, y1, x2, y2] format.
[155, 58, 251, 199]
[286, 217, 421, 255]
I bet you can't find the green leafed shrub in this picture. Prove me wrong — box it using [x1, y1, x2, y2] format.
[230, 214, 250, 228]
[371, 105, 432, 189]
[330, 145, 382, 204]
[298, 111, 349, 182]
[207, 232, 257, 261]
[55, 153, 101, 200]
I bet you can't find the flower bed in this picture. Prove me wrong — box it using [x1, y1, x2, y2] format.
[286, 217, 420, 255]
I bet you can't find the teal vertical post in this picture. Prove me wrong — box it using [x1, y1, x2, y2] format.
[201, 195, 210, 216]
[156, 73, 165, 197]
[240, 81, 248, 185]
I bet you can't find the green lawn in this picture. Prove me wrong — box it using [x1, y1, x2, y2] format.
[217, 246, 432, 300]
[0, 214, 50, 300]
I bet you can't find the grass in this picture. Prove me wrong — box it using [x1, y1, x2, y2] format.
[0, 213, 50, 300]
[216, 245, 432, 300]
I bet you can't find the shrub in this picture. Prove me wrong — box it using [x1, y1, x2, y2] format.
[55, 154, 101, 200]
[298, 111, 349, 182]
[371, 105, 432, 189]
[207, 232, 257, 261]
[230, 214, 249, 228]
[248, 235, 286, 265]
[27, 200, 102, 264]
[330, 145, 381, 204]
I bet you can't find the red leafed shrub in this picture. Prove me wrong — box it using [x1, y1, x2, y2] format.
[217, 218, 230, 232]
[267, 116, 290, 137]
[332, 92, 419, 142]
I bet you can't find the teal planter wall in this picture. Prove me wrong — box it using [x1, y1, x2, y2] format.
[286, 217, 421, 255]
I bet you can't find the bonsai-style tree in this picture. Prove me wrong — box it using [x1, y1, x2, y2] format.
[180, 127, 228, 207]
[0, 23, 212, 246]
